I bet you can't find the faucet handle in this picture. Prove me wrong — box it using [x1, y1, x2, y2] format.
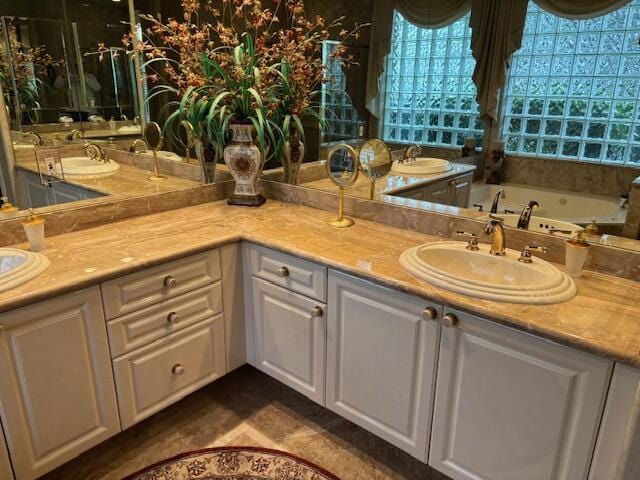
[456, 231, 479, 251]
[518, 245, 549, 263]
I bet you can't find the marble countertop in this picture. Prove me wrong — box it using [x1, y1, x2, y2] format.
[1, 200, 639, 367]
[303, 163, 476, 200]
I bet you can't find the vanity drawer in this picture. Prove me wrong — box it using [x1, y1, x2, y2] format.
[249, 245, 327, 302]
[102, 250, 221, 319]
[113, 316, 226, 429]
[107, 283, 223, 357]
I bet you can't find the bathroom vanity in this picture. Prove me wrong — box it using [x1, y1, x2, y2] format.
[0, 200, 638, 480]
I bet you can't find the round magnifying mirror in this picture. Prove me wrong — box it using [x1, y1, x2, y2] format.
[143, 122, 163, 151]
[326, 144, 359, 188]
[358, 139, 392, 180]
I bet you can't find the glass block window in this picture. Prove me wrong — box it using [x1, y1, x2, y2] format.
[382, 11, 483, 146]
[321, 40, 361, 141]
[503, 0, 640, 165]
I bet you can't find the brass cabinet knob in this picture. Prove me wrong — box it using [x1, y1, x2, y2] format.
[164, 276, 178, 288]
[171, 364, 185, 375]
[441, 313, 458, 328]
[167, 312, 180, 323]
[422, 307, 438, 320]
[277, 266, 290, 278]
[311, 306, 324, 317]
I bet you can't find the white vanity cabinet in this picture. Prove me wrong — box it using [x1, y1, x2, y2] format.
[0, 426, 14, 480]
[248, 245, 327, 404]
[18, 170, 102, 209]
[392, 172, 473, 208]
[429, 308, 612, 480]
[0, 287, 120, 480]
[326, 271, 440, 461]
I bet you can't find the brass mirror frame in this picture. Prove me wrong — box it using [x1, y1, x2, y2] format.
[325, 143, 360, 228]
[179, 119, 196, 164]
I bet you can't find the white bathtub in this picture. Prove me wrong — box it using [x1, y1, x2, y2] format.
[469, 183, 626, 226]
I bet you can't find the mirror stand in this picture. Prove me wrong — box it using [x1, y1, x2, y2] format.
[148, 151, 167, 181]
[328, 187, 354, 228]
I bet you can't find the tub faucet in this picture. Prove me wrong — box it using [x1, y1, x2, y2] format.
[490, 189, 505, 214]
[129, 138, 149, 153]
[517, 201, 539, 229]
[83, 143, 107, 163]
[484, 216, 506, 256]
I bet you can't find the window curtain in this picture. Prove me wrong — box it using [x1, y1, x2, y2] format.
[365, 0, 471, 132]
[533, 0, 632, 19]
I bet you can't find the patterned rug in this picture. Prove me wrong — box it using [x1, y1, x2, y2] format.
[122, 446, 341, 480]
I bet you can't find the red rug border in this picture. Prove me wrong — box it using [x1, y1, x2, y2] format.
[121, 445, 341, 480]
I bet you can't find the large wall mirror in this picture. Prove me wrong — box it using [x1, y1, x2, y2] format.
[1, 0, 640, 255]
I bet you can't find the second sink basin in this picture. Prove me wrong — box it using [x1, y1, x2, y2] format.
[400, 241, 576, 304]
[62, 157, 119, 179]
[392, 158, 451, 175]
[0, 248, 50, 293]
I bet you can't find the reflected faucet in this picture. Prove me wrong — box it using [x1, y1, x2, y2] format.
[83, 143, 107, 163]
[66, 129, 83, 141]
[484, 216, 506, 256]
[129, 138, 149, 153]
[490, 189, 505, 214]
[402, 145, 422, 163]
[517, 201, 540, 229]
[24, 131, 45, 147]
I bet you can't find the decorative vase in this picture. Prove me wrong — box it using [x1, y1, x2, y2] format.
[283, 130, 305, 185]
[224, 123, 265, 206]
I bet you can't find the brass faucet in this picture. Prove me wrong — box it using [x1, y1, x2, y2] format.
[66, 129, 83, 141]
[83, 143, 108, 163]
[402, 145, 422, 163]
[517, 201, 540, 229]
[490, 189, 505, 214]
[484, 217, 506, 256]
[24, 131, 45, 147]
[129, 138, 149, 153]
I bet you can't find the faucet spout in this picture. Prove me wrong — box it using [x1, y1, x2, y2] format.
[129, 138, 149, 153]
[83, 143, 107, 163]
[484, 217, 506, 256]
[517, 200, 539, 229]
[490, 189, 505, 214]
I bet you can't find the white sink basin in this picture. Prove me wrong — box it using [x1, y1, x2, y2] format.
[117, 125, 142, 134]
[0, 248, 50, 293]
[12, 143, 34, 150]
[480, 214, 580, 236]
[140, 150, 183, 162]
[61, 157, 119, 179]
[400, 241, 576, 304]
[392, 158, 451, 175]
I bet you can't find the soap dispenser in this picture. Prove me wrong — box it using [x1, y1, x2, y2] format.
[565, 231, 589, 278]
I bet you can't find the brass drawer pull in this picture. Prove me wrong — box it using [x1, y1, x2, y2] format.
[441, 313, 458, 328]
[422, 307, 438, 320]
[277, 266, 290, 278]
[164, 275, 178, 288]
[171, 364, 185, 375]
[311, 306, 324, 317]
[167, 312, 180, 323]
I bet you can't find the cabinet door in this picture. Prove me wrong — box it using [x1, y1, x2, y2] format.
[0, 426, 13, 480]
[326, 271, 440, 461]
[425, 179, 451, 205]
[252, 277, 326, 404]
[450, 174, 472, 208]
[430, 308, 612, 480]
[0, 287, 120, 480]
[20, 170, 51, 208]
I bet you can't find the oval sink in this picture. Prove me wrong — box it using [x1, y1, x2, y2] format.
[480, 214, 580, 236]
[392, 157, 451, 175]
[400, 241, 576, 304]
[61, 157, 119, 179]
[117, 125, 142, 134]
[140, 150, 183, 162]
[0, 248, 50, 293]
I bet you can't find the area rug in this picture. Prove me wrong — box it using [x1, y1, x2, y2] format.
[122, 446, 341, 480]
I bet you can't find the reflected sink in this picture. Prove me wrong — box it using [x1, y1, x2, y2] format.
[140, 150, 183, 162]
[61, 157, 119, 179]
[392, 158, 451, 175]
[0, 248, 50, 293]
[12, 142, 34, 150]
[400, 241, 576, 304]
[480, 214, 580, 236]
[117, 125, 142, 134]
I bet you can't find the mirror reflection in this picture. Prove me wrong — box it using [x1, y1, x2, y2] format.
[0, 0, 639, 254]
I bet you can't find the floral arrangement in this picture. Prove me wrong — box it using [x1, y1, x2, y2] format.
[124, 0, 366, 163]
[0, 19, 59, 123]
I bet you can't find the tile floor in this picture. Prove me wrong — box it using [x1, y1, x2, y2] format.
[43, 366, 451, 480]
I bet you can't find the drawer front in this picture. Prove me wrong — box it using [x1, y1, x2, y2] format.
[113, 316, 226, 429]
[102, 250, 221, 319]
[107, 283, 223, 357]
[249, 245, 327, 302]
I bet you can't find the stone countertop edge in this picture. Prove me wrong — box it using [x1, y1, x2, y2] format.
[0, 200, 638, 369]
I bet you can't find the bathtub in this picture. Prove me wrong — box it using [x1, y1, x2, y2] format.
[469, 183, 626, 226]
